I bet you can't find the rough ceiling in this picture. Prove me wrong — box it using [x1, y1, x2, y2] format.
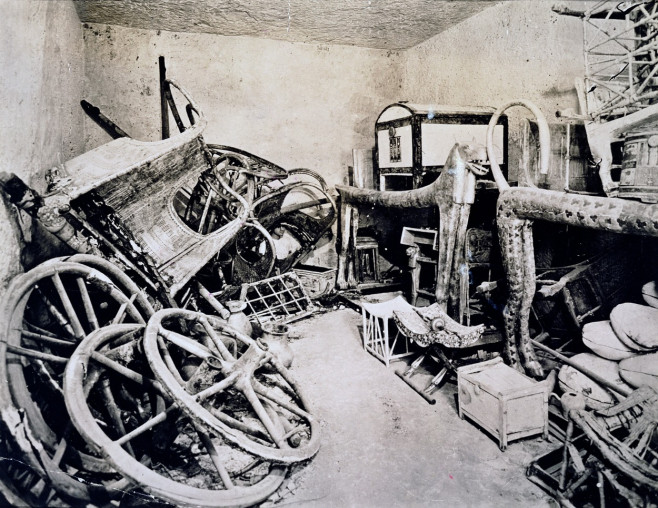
[74, 0, 502, 50]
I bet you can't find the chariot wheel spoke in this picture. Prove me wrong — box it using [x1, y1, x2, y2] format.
[207, 406, 271, 441]
[196, 428, 235, 489]
[50, 272, 85, 339]
[76, 276, 99, 330]
[18, 328, 76, 347]
[193, 371, 239, 401]
[23, 321, 60, 339]
[6, 344, 69, 364]
[36, 287, 76, 340]
[112, 293, 142, 325]
[241, 384, 287, 448]
[114, 407, 175, 447]
[100, 377, 135, 457]
[253, 381, 313, 420]
[199, 317, 236, 361]
[158, 335, 185, 384]
[90, 352, 165, 396]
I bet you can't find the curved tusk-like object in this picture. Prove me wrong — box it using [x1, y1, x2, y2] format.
[486, 99, 551, 191]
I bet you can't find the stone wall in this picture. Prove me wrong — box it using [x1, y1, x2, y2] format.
[82, 25, 402, 189]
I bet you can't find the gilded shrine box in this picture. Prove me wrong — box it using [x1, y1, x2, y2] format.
[375, 103, 508, 190]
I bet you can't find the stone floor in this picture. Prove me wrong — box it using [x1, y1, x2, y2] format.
[266, 307, 558, 507]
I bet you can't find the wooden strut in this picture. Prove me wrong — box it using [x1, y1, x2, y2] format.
[159, 55, 169, 140]
[80, 100, 130, 140]
[394, 351, 451, 405]
[530, 339, 632, 397]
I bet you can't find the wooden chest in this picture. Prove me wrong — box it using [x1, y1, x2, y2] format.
[457, 357, 550, 451]
[374, 103, 508, 190]
[619, 129, 658, 203]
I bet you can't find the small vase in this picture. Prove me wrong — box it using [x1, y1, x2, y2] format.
[226, 300, 253, 338]
[260, 323, 294, 368]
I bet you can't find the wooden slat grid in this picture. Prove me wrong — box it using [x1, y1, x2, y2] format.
[241, 272, 315, 324]
[583, 1, 658, 121]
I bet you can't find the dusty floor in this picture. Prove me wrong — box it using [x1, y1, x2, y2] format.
[270, 307, 557, 508]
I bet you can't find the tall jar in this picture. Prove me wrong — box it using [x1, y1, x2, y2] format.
[225, 300, 253, 338]
[259, 323, 294, 369]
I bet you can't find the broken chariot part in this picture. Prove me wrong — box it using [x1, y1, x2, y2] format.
[143, 309, 321, 464]
[0, 260, 154, 503]
[64, 324, 288, 508]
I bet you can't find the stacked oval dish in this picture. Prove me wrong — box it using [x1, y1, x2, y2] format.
[559, 280, 658, 409]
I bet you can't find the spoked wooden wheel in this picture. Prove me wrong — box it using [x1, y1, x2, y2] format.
[143, 309, 321, 464]
[207, 144, 289, 182]
[57, 254, 156, 314]
[0, 260, 152, 503]
[64, 324, 287, 507]
[232, 220, 277, 283]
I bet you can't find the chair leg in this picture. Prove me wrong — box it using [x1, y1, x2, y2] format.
[424, 367, 448, 397]
[362, 308, 368, 350]
[383, 318, 390, 367]
[395, 353, 437, 405]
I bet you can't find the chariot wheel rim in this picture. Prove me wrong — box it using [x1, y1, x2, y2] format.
[64, 324, 287, 507]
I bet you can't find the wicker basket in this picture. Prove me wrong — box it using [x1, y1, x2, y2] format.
[292, 264, 337, 299]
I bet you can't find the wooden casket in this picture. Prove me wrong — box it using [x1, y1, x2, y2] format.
[374, 103, 508, 190]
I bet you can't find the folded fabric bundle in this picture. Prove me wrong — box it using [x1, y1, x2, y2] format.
[558, 353, 630, 410]
[619, 352, 658, 391]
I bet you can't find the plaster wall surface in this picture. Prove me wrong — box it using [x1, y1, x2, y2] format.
[82, 25, 402, 190]
[401, 1, 586, 183]
[81, 26, 402, 267]
[0, 0, 85, 293]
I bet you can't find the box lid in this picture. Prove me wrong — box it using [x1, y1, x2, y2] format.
[463, 361, 536, 392]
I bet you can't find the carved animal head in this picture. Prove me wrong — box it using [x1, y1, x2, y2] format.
[456, 142, 489, 176]
[440, 143, 490, 205]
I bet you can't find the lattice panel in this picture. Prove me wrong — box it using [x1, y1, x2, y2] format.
[240, 272, 315, 324]
[583, 1, 658, 121]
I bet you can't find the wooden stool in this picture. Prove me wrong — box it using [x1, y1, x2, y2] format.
[356, 236, 380, 283]
[361, 295, 414, 367]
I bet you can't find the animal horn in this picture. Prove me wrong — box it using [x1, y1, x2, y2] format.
[486, 100, 551, 191]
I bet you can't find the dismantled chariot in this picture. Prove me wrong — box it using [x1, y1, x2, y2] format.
[0, 79, 334, 506]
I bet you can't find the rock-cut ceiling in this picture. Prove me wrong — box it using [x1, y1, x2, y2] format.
[74, 0, 503, 50]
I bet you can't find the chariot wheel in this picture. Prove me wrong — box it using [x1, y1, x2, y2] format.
[232, 220, 277, 283]
[207, 144, 288, 182]
[64, 324, 287, 507]
[47, 254, 155, 314]
[143, 309, 321, 464]
[252, 180, 336, 273]
[0, 260, 152, 503]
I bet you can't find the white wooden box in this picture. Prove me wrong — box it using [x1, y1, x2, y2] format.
[457, 357, 550, 451]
